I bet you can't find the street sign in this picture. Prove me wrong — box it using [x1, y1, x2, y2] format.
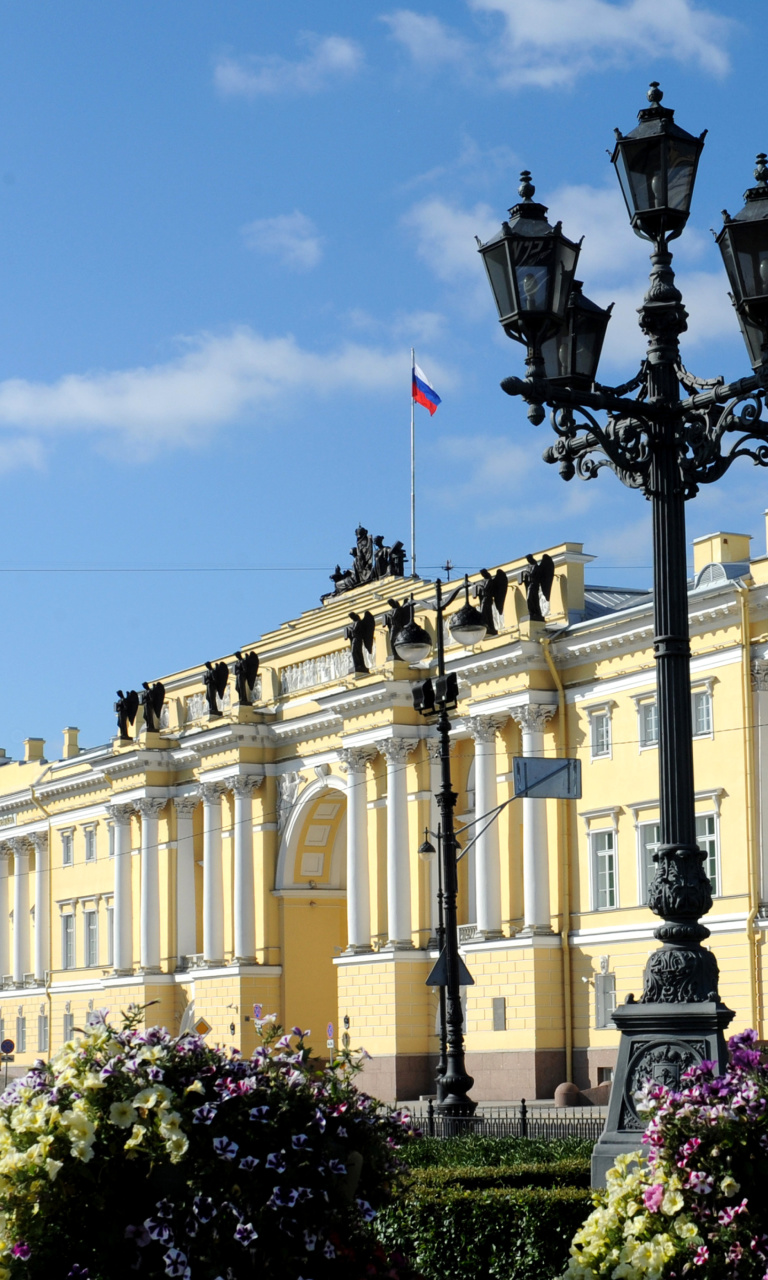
[327, 1022, 334, 1038]
[425, 947, 475, 988]
[194, 1018, 212, 1038]
[0, 1039, 14, 1055]
[513, 756, 582, 800]
[326, 1039, 335, 1049]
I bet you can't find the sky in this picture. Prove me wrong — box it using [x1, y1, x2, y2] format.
[0, 0, 765, 758]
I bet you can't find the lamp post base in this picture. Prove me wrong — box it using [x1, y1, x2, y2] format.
[591, 999, 734, 1187]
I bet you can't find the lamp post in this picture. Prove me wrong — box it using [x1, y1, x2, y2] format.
[419, 827, 448, 1103]
[478, 82, 768, 1184]
[396, 577, 487, 1116]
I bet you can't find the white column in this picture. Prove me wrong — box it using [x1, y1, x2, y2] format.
[0, 851, 9, 978]
[469, 716, 503, 939]
[138, 798, 165, 972]
[111, 803, 134, 972]
[174, 795, 198, 961]
[511, 703, 557, 933]
[31, 833, 49, 983]
[11, 839, 30, 984]
[339, 747, 375, 953]
[382, 738, 416, 948]
[201, 782, 225, 965]
[232, 776, 261, 962]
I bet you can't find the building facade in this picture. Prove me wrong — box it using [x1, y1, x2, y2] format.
[0, 520, 766, 1101]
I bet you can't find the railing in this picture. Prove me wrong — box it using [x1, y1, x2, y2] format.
[414, 1098, 606, 1142]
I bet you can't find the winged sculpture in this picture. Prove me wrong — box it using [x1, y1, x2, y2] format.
[522, 553, 555, 622]
[203, 661, 230, 716]
[115, 689, 139, 740]
[346, 611, 375, 674]
[384, 599, 412, 660]
[475, 568, 509, 636]
[234, 650, 260, 705]
[140, 681, 165, 733]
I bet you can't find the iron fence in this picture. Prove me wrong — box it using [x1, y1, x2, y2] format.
[412, 1099, 606, 1142]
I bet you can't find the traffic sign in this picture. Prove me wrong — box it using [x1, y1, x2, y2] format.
[194, 1018, 212, 1038]
[513, 756, 582, 800]
[1, 1039, 14, 1055]
[327, 1022, 334, 1038]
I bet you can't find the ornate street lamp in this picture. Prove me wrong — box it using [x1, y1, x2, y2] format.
[398, 581, 487, 1117]
[479, 82, 768, 1185]
[419, 830, 448, 1103]
[540, 281, 614, 390]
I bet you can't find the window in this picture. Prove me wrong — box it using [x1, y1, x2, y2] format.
[63, 1012, 74, 1042]
[84, 828, 96, 863]
[15, 1016, 26, 1053]
[37, 1014, 48, 1052]
[692, 689, 713, 737]
[84, 911, 98, 967]
[0, 1015, 5, 1043]
[595, 973, 616, 1029]
[61, 915, 75, 970]
[639, 821, 661, 904]
[696, 813, 719, 896]
[108, 825, 115, 858]
[591, 712, 611, 759]
[61, 831, 73, 867]
[591, 830, 617, 909]
[106, 905, 114, 966]
[598, 1066, 615, 1085]
[492, 997, 506, 1031]
[639, 700, 658, 748]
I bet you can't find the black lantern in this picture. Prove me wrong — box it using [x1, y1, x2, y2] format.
[717, 154, 768, 367]
[540, 281, 613, 388]
[611, 83, 706, 243]
[477, 171, 582, 347]
[449, 575, 487, 647]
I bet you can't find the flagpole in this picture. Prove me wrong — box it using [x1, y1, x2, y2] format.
[410, 346, 416, 579]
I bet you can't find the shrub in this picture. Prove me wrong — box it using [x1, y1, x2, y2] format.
[401, 1135, 594, 1169]
[377, 1183, 593, 1280]
[562, 1028, 768, 1279]
[403, 1159, 591, 1190]
[0, 1007, 420, 1280]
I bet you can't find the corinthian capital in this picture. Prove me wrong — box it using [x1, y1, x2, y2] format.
[110, 801, 134, 826]
[199, 781, 225, 805]
[137, 797, 166, 820]
[752, 658, 768, 691]
[511, 703, 557, 735]
[338, 746, 376, 774]
[231, 774, 263, 798]
[29, 832, 48, 855]
[468, 714, 504, 744]
[173, 794, 199, 819]
[380, 737, 417, 766]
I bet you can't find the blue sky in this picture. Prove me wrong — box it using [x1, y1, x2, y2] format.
[0, 0, 765, 757]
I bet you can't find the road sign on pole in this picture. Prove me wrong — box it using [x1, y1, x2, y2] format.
[513, 756, 582, 800]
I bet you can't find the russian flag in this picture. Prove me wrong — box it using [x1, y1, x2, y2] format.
[412, 362, 441, 416]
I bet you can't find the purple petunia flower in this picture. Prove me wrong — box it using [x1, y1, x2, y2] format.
[323, 1241, 336, 1259]
[162, 1247, 188, 1277]
[239, 1155, 259, 1171]
[291, 1134, 310, 1148]
[192, 1196, 217, 1223]
[192, 1103, 217, 1125]
[249, 1105, 270, 1122]
[303, 1230, 317, 1251]
[213, 1136, 239, 1161]
[270, 1186, 298, 1208]
[125, 1224, 151, 1248]
[154, 1199, 174, 1221]
[144, 1218, 173, 1244]
[355, 1199, 377, 1222]
[68, 1266, 89, 1277]
[12, 1242, 31, 1260]
[234, 1223, 258, 1246]
[327, 1158, 347, 1176]
[265, 1151, 287, 1172]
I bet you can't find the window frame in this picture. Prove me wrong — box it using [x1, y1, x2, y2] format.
[590, 827, 618, 911]
[63, 1012, 74, 1043]
[594, 971, 617, 1029]
[637, 819, 661, 905]
[83, 908, 98, 968]
[584, 699, 616, 762]
[60, 828, 74, 868]
[61, 913, 75, 970]
[37, 1013, 48, 1053]
[696, 810, 720, 897]
[691, 680, 715, 740]
[83, 825, 97, 863]
[15, 1015, 26, 1054]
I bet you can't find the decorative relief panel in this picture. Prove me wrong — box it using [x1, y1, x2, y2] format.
[619, 1037, 706, 1130]
[280, 650, 354, 695]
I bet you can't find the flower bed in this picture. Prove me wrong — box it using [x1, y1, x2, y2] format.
[0, 1006, 420, 1280]
[562, 1029, 768, 1279]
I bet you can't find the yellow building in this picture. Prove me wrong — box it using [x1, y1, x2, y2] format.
[0, 518, 765, 1102]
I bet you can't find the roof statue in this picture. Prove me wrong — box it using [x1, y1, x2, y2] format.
[139, 681, 165, 733]
[234, 650, 260, 706]
[522, 553, 555, 622]
[325, 526, 407, 598]
[474, 568, 509, 636]
[114, 689, 139, 740]
[203, 661, 229, 717]
[345, 610, 375, 674]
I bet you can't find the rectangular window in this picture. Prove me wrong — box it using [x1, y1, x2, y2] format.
[84, 911, 98, 967]
[591, 712, 611, 759]
[595, 973, 616, 1029]
[0, 1016, 5, 1043]
[61, 915, 75, 970]
[639, 701, 658, 748]
[63, 1012, 74, 1042]
[108, 825, 115, 858]
[15, 1016, 26, 1053]
[492, 996, 506, 1031]
[639, 821, 661, 904]
[592, 830, 617, 910]
[696, 813, 719, 896]
[61, 831, 73, 867]
[106, 906, 114, 966]
[37, 1015, 48, 1053]
[692, 690, 713, 737]
[84, 828, 96, 863]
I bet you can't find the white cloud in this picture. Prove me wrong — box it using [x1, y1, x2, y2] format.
[242, 212, 324, 270]
[474, 0, 732, 86]
[383, 0, 733, 89]
[0, 329, 422, 462]
[401, 197, 500, 314]
[214, 34, 363, 97]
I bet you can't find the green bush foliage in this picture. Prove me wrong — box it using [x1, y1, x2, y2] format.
[401, 1134, 594, 1168]
[376, 1184, 594, 1280]
[403, 1158, 591, 1191]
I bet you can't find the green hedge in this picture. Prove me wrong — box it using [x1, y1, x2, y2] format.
[404, 1158, 591, 1191]
[376, 1184, 595, 1280]
[401, 1134, 595, 1168]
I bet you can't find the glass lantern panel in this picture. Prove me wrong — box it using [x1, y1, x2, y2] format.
[514, 263, 549, 312]
[551, 242, 579, 320]
[736, 307, 766, 369]
[540, 332, 565, 380]
[734, 222, 768, 300]
[666, 139, 698, 212]
[718, 230, 740, 297]
[573, 324, 599, 378]
[618, 138, 665, 213]
[483, 243, 515, 320]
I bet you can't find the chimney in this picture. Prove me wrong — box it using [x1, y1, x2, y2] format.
[24, 738, 45, 764]
[62, 727, 79, 759]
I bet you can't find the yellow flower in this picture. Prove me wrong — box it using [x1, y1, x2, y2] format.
[82, 1073, 106, 1091]
[124, 1124, 146, 1150]
[185, 1080, 204, 1095]
[661, 1189, 684, 1215]
[45, 1158, 63, 1181]
[674, 1218, 698, 1240]
[109, 1101, 138, 1129]
[721, 1174, 740, 1198]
